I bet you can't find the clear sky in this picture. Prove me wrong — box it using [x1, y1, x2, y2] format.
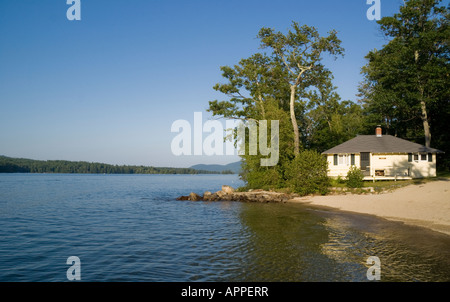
[0, 0, 416, 167]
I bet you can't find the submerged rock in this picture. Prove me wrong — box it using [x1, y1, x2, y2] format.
[176, 192, 202, 201]
[176, 195, 189, 201]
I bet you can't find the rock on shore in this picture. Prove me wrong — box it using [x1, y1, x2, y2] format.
[176, 185, 290, 203]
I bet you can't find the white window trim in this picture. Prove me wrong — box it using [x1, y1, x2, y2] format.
[412, 153, 428, 162]
[338, 154, 350, 166]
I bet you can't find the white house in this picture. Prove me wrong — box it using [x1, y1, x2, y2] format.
[322, 127, 444, 179]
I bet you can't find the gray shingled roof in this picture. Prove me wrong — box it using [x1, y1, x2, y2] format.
[322, 135, 444, 154]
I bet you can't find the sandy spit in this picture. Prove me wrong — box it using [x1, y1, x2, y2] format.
[288, 180, 450, 236]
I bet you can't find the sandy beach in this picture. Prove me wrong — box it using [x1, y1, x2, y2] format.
[289, 179, 450, 236]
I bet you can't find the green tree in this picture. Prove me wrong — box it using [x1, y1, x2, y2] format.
[305, 73, 364, 151]
[283, 150, 329, 195]
[360, 0, 449, 151]
[209, 53, 289, 121]
[257, 22, 344, 156]
[208, 22, 347, 189]
[238, 101, 294, 190]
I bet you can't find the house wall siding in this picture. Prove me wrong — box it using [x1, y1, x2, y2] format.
[371, 153, 436, 178]
[327, 153, 436, 178]
[327, 154, 360, 177]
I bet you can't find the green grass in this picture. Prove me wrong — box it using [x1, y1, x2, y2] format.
[329, 171, 450, 194]
[237, 171, 450, 195]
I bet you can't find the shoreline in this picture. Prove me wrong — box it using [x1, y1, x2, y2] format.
[177, 179, 450, 236]
[288, 180, 450, 236]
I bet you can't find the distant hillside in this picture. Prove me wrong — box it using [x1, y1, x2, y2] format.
[190, 161, 242, 174]
[0, 155, 221, 175]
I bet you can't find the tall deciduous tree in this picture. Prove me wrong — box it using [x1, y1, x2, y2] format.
[208, 53, 293, 189]
[208, 53, 289, 121]
[208, 22, 346, 191]
[305, 72, 364, 152]
[257, 22, 344, 156]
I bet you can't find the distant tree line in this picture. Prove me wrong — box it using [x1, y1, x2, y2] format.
[0, 156, 221, 175]
[220, 170, 234, 174]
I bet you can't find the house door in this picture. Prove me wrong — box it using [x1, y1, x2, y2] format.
[360, 152, 370, 176]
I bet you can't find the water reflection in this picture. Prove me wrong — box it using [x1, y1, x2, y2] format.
[236, 202, 450, 282]
[1, 174, 449, 282]
[236, 203, 343, 281]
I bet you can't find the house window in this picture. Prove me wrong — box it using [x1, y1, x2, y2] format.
[409, 153, 431, 162]
[333, 154, 338, 166]
[337, 154, 350, 166]
[351, 154, 355, 166]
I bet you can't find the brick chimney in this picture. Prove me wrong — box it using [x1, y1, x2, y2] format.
[376, 125, 382, 137]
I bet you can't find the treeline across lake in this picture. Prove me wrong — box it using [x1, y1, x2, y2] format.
[0, 156, 232, 175]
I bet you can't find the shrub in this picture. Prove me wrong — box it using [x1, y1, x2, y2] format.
[336, 175, 346, 184]
[346, 166, 364, 188]
[244, 167, 283, 190]
[284, 150, 330, 196]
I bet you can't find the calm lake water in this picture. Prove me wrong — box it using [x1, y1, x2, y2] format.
[0, 173, 449, 282]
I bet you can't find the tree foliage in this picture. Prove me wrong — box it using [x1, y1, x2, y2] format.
[210, 2, 449, 193]
[283, 150, 330, 195]
[346, 166, 364, 188]
[0, 156, 220, 175]
[359, 0, 449, 169]
[208, 22, 348, 194]
[257, 22, 345, 155]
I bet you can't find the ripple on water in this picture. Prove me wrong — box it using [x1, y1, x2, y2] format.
[1, 174, 450, 282]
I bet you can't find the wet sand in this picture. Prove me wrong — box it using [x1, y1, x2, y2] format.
[289, 180, 450, 236]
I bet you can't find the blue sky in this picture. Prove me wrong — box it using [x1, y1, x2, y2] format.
[0, 0, 414, 167]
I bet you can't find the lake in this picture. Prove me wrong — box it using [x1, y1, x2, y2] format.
[0, 173, 449, 282]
